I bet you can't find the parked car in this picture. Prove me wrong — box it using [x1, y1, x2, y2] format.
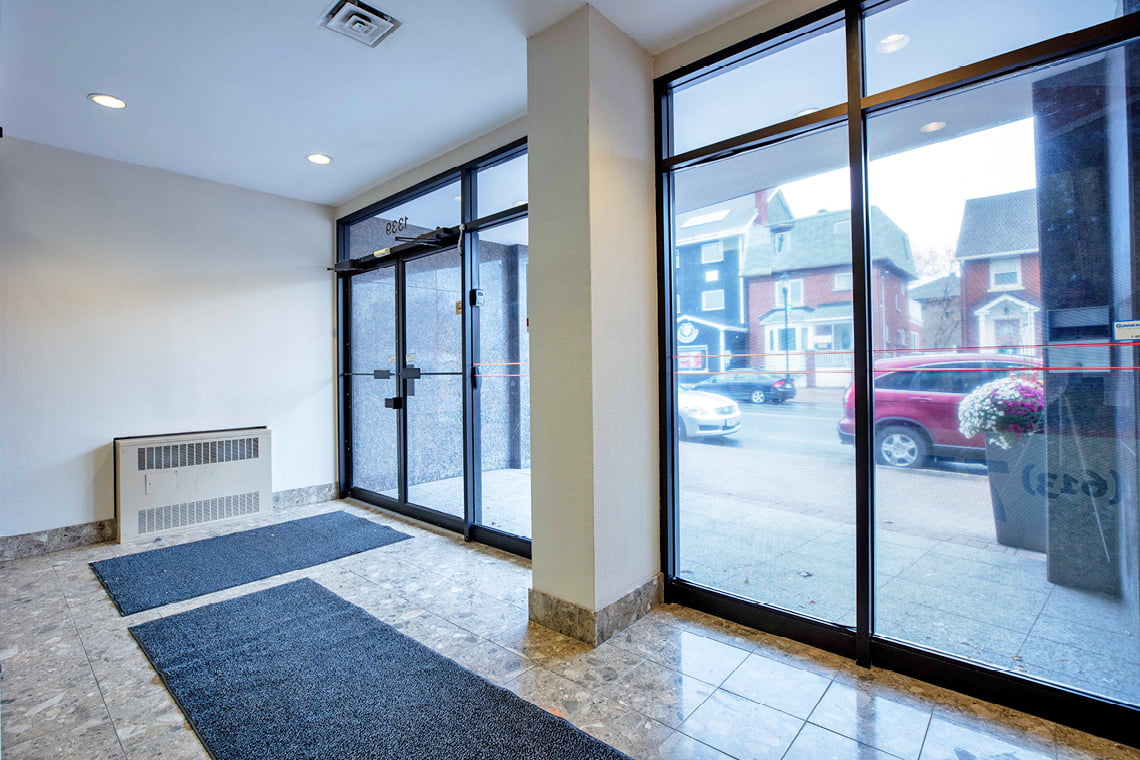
[677, 389, 741, 439]
[837, 353, 1040, 468]
[686, 370, 797, 405]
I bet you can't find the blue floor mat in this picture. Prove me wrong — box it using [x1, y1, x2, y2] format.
[91, 511, 410, 615]
[130, 578, 631, 760]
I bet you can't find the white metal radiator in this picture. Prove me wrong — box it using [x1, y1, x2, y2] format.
[114, 427, 272, 541]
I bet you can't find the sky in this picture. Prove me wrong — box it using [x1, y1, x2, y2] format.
[779, 118, 1038, 268]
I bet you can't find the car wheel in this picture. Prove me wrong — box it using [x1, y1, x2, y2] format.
[750, 388, 767, 404]
[875, 426, 928, 469]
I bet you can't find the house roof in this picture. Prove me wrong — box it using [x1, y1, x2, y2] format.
[742, 206, 916, 279]
[757, 302, 854, 325]
[908, 273, 961, 301]
[676, 195, 759, 245]
[955, 189, 1038, 259]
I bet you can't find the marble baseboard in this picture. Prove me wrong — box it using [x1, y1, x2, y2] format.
[529, 574, 663, 646]
[1, 483, 338, 561]
[272, 483, 338, 510]
[0, 520, 116, 562]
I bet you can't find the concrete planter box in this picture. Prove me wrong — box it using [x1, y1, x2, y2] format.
[985, 433, 1048, 553]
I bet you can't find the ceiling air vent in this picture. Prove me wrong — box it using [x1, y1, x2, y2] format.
[319, 0, 400, 48]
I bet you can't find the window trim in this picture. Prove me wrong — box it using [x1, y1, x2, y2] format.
[774, 277, 805, 307]
[700, 240, 725, 263]
[989, 256, 1023, 291]
[702, 289, 726, 311]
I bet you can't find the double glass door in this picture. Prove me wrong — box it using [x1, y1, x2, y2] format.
[348, 247, 466, 520]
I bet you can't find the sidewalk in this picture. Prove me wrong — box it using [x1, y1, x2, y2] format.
[791, 385, 846, 406]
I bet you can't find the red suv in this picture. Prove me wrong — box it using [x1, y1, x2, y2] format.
[837, 353, 1040, 468]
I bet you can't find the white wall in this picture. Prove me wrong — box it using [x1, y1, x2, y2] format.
[0, 138, 337, 536]
[336, 118, 526, 218]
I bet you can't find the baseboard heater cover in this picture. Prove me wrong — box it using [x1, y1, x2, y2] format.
[114, 427, 272, 542]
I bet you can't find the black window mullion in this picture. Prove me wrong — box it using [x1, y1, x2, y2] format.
[657, 75, 680, 591]
[844, 0, 875, 669]
[461, 167, 481, 539]
[337, 234, 353, 496]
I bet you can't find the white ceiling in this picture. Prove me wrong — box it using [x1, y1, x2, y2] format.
[1, 0, 767, 207]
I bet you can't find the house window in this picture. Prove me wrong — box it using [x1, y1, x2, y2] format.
[834, 272, 852, 291]
[774, 278, 804, 307]
[705, 270, 719, 282]
[990, 257, 1022, 290]
[700, 241, 724, 264]
[773, 230, 792, 252]
[702, 289, 725, 310]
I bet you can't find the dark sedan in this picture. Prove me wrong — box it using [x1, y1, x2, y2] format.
[686, 371, 797, 405]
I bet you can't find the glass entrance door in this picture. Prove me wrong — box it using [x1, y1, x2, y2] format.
[401, 248, 465, 517]
[348, 246, 466, 523]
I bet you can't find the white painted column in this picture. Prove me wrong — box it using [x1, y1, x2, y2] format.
[526, 6, 660, 644]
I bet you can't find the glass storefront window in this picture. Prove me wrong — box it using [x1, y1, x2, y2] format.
[344, 180, 461, 260]
[867, 39, 1140, 706]
[672, 125, 855, 625]
[477, 153, 528, 219]
[670, 18, 846, 155]
[864, 0, 1121, 95]
[476, 218, 530, 538]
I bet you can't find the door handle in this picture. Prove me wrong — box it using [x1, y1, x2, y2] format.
[384, 397, 403, 409]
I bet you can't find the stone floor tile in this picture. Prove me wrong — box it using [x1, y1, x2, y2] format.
[571, 694, 674, 760]
[545, 641, 646, 690]
[721, 651, 832, 719]
[503, 666, 596, 720]
[646, 731, 737, 760]
[436, 637, 534, 686]
[677, 688, 804, 760]
[599, 658, 717, 728]
[487, 620, 580, 664]
[920, 715, 1056, 760]
[607, 620, 750, 686]
[784, 722, 906, 760]
[3, 720, 126, 760]
[809, 677, 933, 760]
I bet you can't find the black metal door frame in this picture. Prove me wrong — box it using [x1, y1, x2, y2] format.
[336, 139, 531, 558]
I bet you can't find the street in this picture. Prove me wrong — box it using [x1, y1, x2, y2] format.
[678, 394, 996, 542]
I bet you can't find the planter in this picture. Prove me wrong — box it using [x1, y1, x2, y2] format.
[984, 433, 1047, 552]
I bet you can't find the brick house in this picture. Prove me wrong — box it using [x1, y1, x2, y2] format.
[743, 206, 919, 387]
[955, 189, 1042, 357]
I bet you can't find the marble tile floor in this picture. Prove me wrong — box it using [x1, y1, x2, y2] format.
[1, 498, 1137, 760]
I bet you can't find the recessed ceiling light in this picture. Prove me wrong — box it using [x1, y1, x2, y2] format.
[87, 93, 126, 109]
[453, 195, 463, 202]
[306, 153, 333, 165]
[795, 107, 820, 117]
[919, 121, 947, 133]
[875, 33, 910, 54]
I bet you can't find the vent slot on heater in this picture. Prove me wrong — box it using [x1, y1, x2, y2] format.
[115, 428, 272, 542]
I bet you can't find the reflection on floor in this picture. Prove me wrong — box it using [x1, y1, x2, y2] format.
[1, 499, 1135, 760]
[677, 441, 1140, 708]
[384, 467, 532, 538]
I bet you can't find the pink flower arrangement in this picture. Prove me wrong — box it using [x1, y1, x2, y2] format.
[958, 373, 1045, 449]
